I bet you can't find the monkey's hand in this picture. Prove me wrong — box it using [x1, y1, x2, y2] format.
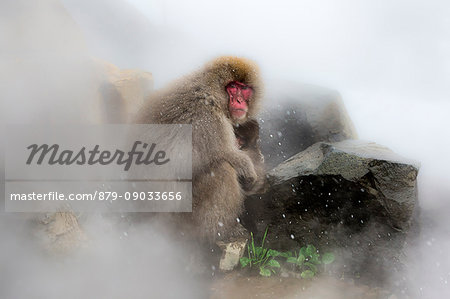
[225, 152, 257, 191]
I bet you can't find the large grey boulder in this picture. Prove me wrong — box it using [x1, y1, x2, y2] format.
[258, 82, 358, 169]
[242, 140, 419, 282]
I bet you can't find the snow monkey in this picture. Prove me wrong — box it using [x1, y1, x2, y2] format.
[134, 56, 265, 242]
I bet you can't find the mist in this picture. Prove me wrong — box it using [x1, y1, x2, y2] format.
[2, 0, 450, 297]
[63, 0, 450, 193]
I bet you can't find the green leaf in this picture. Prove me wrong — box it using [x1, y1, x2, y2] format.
[322, 253, 335, 265]
[266, 259, 281, 268]
[286, 257, 298, 264]
[260, 267, 271, 277]
[251, 232, 256, 258]
[279, 251, 292, 258]
[267, 249, 281, 257]
[261, 227, 269, 248]
[297, 254, 305, 263]
[309, 254, 320, 264]
[240, 257, 251, 268]
[305, 244, 316, 256]
[304, 262, 318, 273]
[255, 246, 263, 258]
[300, 247, 307, 257]
[301, 270, 315, 279]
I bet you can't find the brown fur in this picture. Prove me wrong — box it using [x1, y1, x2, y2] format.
[234, 119, 266, 195]
[134, 56, 264, 242]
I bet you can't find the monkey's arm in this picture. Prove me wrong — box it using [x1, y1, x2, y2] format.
[192, 112, 257, 186]
[239, 120, 266, 193]
[241, 146, 265, 194]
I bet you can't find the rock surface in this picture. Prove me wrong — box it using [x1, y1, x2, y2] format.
[258, 82, 358, 169]
[243, 140, 419, 283]
[35, 212, 86, 254]
[3, 0, 154, 125]
[216, 240, 248, 272]
[95, 59, 154, 123]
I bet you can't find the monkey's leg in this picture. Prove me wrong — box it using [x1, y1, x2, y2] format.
[192, 163, 249, 271]
[192, 162, 248, 243]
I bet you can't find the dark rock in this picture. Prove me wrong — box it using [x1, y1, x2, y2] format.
[258, 82, 358, 169]
[242, 140, 419, 285]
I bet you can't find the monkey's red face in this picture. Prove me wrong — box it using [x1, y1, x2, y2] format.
[226, 81, 253, 121]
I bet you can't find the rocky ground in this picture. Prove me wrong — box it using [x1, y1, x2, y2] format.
[210, 273, 392, 299]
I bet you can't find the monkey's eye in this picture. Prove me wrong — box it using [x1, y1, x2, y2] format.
[241, 86, 249, 90]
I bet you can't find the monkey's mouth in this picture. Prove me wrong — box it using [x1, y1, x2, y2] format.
[230, 108, 248, 119]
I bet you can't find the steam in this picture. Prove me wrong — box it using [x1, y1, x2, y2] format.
[0, 214, 207, 299]
[2, 0, 450, 298]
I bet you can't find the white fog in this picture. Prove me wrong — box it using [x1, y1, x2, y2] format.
[2, 0, 450, 298]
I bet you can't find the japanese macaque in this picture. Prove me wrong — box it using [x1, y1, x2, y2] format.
[135, 56, 265, 242]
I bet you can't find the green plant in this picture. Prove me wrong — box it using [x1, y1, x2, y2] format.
[283, 244, 335, 278]
[239, 228, 336, 278]
[239, 228, 281, 277]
